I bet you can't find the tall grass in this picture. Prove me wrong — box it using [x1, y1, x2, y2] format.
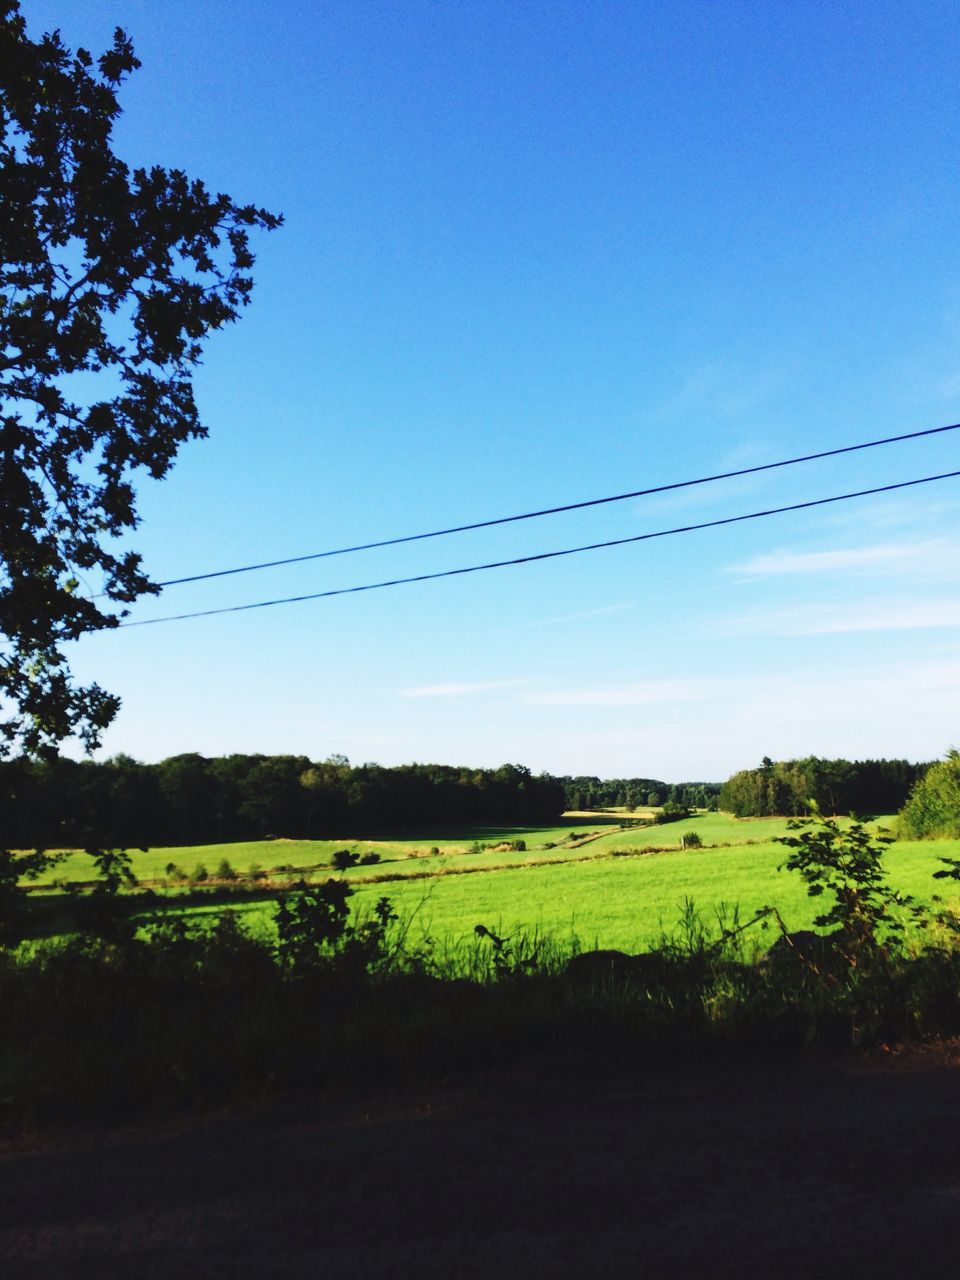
[4, 891, 960, 1129]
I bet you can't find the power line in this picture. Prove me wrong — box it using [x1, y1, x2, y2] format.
[153, 420, 960, 589]
[118, 468, 960, 628]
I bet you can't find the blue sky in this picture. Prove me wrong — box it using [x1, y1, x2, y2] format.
[35, 0, 960, 779]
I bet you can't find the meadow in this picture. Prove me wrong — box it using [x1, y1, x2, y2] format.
[9, 807, 960, 1128]
[26, 810, 960, 954]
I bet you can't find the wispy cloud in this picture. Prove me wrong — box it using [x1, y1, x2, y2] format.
[730, 599, 960, 636]
[816, 492, 960, 534]
[398, 678, 532, 700]
[520, 678, 729, 707]
[728, 538, 956, 579]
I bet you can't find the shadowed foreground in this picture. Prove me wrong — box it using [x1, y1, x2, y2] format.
[3, 1046, 959, 1279]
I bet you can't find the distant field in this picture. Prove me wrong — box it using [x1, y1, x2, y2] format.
[28, 810, 958, 955]
[27, 810, 878, 886]
[169, 835, 957, 956]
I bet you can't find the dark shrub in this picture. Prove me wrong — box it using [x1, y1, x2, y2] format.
[653, 802, 691, 825]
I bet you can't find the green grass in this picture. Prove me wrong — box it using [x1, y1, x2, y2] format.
[24, 818, 620, 885]
[30, 811, 883, 886]
[210, 839, 945, 954]
[61, 816, 957, 957]
[9, 812, 960, 1126]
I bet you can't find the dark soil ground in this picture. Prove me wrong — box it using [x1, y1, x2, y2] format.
[3, 1042, 960, 1279]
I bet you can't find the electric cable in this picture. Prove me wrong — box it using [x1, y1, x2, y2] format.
[151, 420, 960, 588]
[117, 467, 960, 628]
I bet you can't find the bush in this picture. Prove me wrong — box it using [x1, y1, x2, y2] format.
[189, 863, 209, 885]
[359, 852, 381, 866]
[653, 802, 691, 825]
[216, 858, 238, 881]
[274, 878, 398, 975]
[332, 848, 360, 871]
[681, 831, 702, 849]
[776, 809, 925, 954]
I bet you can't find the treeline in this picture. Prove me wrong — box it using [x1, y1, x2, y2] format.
[0, 754, 568, 849]
[719, 757, 931, 818]
[559, 776, 720, 810]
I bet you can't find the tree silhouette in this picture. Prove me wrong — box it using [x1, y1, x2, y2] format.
[0, 2, 280, 755]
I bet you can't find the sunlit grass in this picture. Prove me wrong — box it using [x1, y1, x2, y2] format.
[150, 830, 960, 955]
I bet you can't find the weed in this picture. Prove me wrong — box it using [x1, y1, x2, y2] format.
[776, 808, 926, 957]
[273, 879, 400, 977]
[472, 922, 555, 980]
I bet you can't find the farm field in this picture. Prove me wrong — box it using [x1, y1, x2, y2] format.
[27, 811, 960, 955]
[26, 809, 887, 884]
[179, 833, 960, 956]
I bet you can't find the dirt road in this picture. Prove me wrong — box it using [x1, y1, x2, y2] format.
[3, 1045, 959, 1278]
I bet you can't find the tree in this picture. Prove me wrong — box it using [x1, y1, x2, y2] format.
[899, 750, 960, 840]
[0, 2, 280, 756]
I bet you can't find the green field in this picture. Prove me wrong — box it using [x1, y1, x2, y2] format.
[180, 835, 960, 956]
[28, 811, 960, 954]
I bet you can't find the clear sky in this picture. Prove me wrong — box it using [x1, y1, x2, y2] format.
[34, 0, 960, 781]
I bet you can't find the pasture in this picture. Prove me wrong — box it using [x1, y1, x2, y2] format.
[26, 811, 960, 954]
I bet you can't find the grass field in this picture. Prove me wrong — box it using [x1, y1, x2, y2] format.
[28, 810, 960, 955]
[168, 835, 957, 956]
[28, 810, 881, 884]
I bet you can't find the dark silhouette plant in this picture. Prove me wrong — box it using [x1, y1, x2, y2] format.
[0, 0, 279, 948]
[776, 807, 925, 958]
[0, 3, 281, 757]
[274, 879, 398, 976]
[77, 847, 138, 942]
[332, 848, 360, 871]
[0, 848, 54, 947]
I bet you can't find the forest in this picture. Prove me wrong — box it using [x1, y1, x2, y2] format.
[2, 751, 932, 850]
[0, 753, 727, 848]
[719, 756, 931, 818]
[0, 755, 567, 848]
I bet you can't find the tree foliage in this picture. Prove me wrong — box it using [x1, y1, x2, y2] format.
[558, 774, 719, 811]
[899, 750, 960, 840]
[0, 753, 569, 847]
[720, 756, 928, 818]
[776, 810, 922, 951]
[0, 2, 280, 755]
